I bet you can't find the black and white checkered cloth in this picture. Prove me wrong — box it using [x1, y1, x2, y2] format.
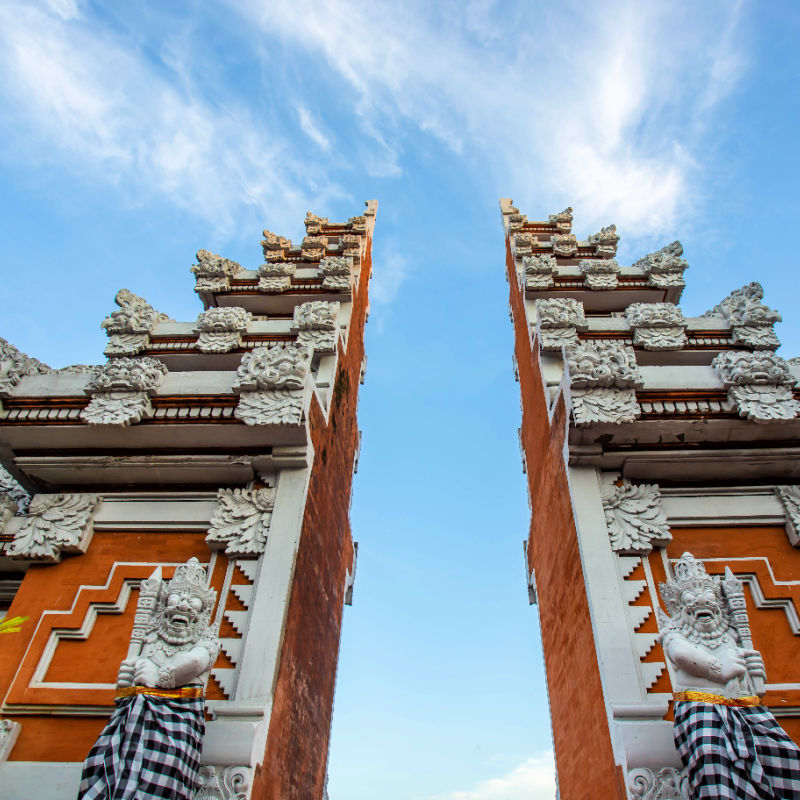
[78, 692, 205, 800]
[674, 700, 800, 799]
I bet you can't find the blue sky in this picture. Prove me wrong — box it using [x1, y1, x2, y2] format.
[2, 1, 800, 797]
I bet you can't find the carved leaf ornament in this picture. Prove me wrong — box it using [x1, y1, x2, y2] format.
[206, 487, 276, 557]
[600, 481, 671, 555]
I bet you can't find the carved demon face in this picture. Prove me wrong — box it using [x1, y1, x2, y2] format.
[679, 587, 724, 636]
[158, 589, 207, 645]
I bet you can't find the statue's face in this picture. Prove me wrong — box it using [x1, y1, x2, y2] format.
[159, 589, 206, 645]
[680, 587, 723, 635]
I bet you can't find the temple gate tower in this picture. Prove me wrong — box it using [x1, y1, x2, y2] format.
[0, 200, 377, 799]
[501, 199, 800, 798]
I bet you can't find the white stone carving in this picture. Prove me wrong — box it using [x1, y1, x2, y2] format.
[579, 258, 620, 290]
[261, 230, 292, 262]
[293, 301, 340, 353]
[234, 390, 305, 426]
[194, 765, 252, 800]
[551, 233, 578, 257]
[10, 493, 100, 562]
[703, 282, 781, 349]
[258, 262, 296, 293]
[0, 465, 30, 513]
[301, 235, 327, 260]
[347, 214, 367, 233]
[102, 289, 172, 357]
[513, 232, 533, 257]
[712, 350, 799, 422]
[0, 493, 17, 529]
[628, 767, 689, 799]
[548, 207, 573, 232]
[81, 357, 168, 426]
[776, 486, 800, 547]
[319, 256, 352, 291]
[625, 303, 687, 350]
[571, 388, 640, 425]
[0, 718, 21, 764]
[587, 225, 619, 257]
[523, 255, 558, 289]
[192, 250, 242, 293]
[304, 212, 329, 235]
[206, 487, 276, 557]
[567, 341, 643, 388]
[0, 337, 49, 396]
[339, 234, 361, 260]
[196, 307, 252, 353]
[632, 241, 688, 288]
[506, 210, 528, 233]
[534, 298, 587, 350]
[600, 481, 671, 554]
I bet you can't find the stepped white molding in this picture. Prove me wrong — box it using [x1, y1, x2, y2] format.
[534, 298, 587, 350]
[206, 487, 276, 557]
[601, 480, 671, 555]
[579, 258, 620, 289]
[625, 303, 687, 350]
[192, 250, 242, 293]
[196, 307, 252, 353]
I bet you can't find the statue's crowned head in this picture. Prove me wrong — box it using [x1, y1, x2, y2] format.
[156, 557, 216, 645]
[659, 552, 727, 641]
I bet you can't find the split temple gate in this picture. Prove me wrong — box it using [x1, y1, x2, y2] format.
[501, 200, 800, 799]
[0, 201, 377, 799]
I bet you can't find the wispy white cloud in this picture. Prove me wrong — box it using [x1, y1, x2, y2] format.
[427, 751, 556, 800]
[370, 249, 410, 305]
[297, 105, 332, 150]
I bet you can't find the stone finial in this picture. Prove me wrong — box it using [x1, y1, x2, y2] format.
[347, 215, 367, 233]
[712, 350, 799, 422]
[0, 337, 50, 397]
[534, 298, 588, 350]
[192, 251, 242, 293]
[304, 213, 329, 235]
[548, 207, 573, 233]
[261, 230, 292, 262]
[206, 487, 277, 557]
[632, 241, 688, 288]
[703, 282, 781, 349]
[587, 225, 619, 258]
[101, 289, 172, 357]
[579, 259, 620, 290]
[600, 480, 671, 554]
[195, 307, 252, 353]
[625, 303, 687, 350]
[523, 255, 558, 290]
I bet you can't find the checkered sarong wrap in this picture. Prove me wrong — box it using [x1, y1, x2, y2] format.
[674, 700, 800, 799]
[78, 691, 205, 800]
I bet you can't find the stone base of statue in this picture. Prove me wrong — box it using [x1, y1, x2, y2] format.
[78, 686, 205, 800]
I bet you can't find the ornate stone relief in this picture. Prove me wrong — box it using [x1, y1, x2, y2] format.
[301, 236, 327, 260]
[0, 494, 17, 529]
[712, 350, 799, 422]
[567, 341, 642, 426]
[10, 493, 100, 562]
[293, 301, 340, 353]
[513, 233, 534, 258]
[548, 207, 573, 232]
[703, 282, 781, 349]
[776, 486, 800, 547]
[194, 765, 252, 800]
[0, 465, 30, 513]
[551, 233, 578, 257]
[319, 256, 352, 292]
[631, 241, 688, 288]
[195, 307, 252, 353]
[206, 486, 276, 557]
[192, 251, 242, 293]
[339, 234, 361, 260]
[506, 204, 528, 232]
[81, 357, 168, 426]
[579, 258, 620, 290]
[0, 337, 49, 396]
[625, 302, 687, 350]
[534, 298, 587, 350]
[0, 718, 21, 764]
[523, 255, 557, 289]
[101, 289, 172, 357]
[304, 212, 329, 235]
[261, 230, 292, 262]
[627, 767, 689, 800]
[347, 215, 367, 233]
[232, 343, 310, 426]
[600, 480, 671, 554]
[587, 225, 619, 257]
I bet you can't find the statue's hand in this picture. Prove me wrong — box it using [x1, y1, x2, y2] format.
[133, 658, 160, 688]
[116, 658, 137, 689]
[743, 649, 766, 680]
[716, 651, 748, 683]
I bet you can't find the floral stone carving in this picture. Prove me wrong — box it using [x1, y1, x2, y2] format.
[233, 344, 310, 426]
[579, 259, 620, 290]
[600, 480, 671, 554]
[534, 298, 587, 350]
[625, 302, 687, 350]
[347, 214, 367, 233]
[10, 493, 100, 562]
[0, 337, 50, 397]
[712, 350, 799, 422]
[703, 282, 781, 349]
[567, 341, 642, 388]
[192, 250, 242, 293]
[81, 357, 168, 426]
[258, 262, 296, 293]
[304, 212, 329, 234]
[551, 233, 578, 257]
[776, 486, 800, 547]
[319, 256, 352, 291]
[339, 234, 361, 260]
[196, 307, 252, 353]
[587, 225, 619, 257]
[513, 233, 533, 258]
[206, 486, 277, 557]
[102, 289, 172, 357]
[195, 765, 252, 800]
[628, 767, 689, 800]
[293, 301, 340, 353]
[632, 241, 688, 288]
[261, 229, 292, 262]
[548, 207, 573, 233]
[571, 388, 641, 425]
[523, 255, 557, 289]
[301, 236, 327, 260]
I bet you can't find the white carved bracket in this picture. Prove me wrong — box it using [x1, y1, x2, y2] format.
[192, 251, 243, 293]
[196, 307, 252, 353]
[628, 767, 689, 799]
[194, 765, 252, 800]
[632, 241, 688, 288]
[258, 262, 296, 293]
[579, 258, 620, 289]
[319, 256, 352, 292]
[625, 303, 687, 351]
[601, 481, 671, 555]
[292, 301, 340, 353]
[534, 298, 587, 351]
[523, 255, 557, 289]
[206, 487, 276, 557]
[9, 493, 100, 563]
[704, 282, 781, 349]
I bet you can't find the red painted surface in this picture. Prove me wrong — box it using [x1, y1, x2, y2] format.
[249, 242, 369, 799]
[506, 237, 624, 799]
